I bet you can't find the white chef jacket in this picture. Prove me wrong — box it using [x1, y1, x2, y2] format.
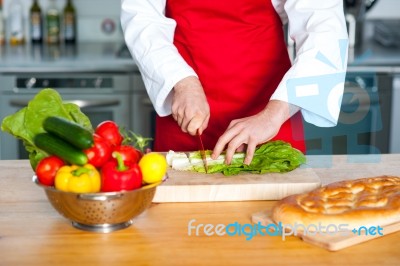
[121, 0, 349, 127]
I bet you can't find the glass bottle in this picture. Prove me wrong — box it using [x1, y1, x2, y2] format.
[63, 0, 76, 44]
[46, 0, 60, 44]
[0, 0, 5, 45]
[30, 0, 43, 44]
[8, 0, 25, 45]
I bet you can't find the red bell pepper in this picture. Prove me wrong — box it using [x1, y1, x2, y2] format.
[113, 145, 142, 164]
[100, 152, 143, 192]
[84, 134, 112, 168]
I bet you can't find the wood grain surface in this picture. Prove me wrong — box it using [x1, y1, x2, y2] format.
[251, 209, 400, 251]
[1, 155, 400, 266]
[153, 166, 321, 202]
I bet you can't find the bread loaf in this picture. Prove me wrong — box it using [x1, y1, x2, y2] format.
[272, 176, 400, 231]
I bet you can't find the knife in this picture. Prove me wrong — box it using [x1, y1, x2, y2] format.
[197, 129, 209, 173]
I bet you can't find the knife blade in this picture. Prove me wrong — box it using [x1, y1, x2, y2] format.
[197, 129, 209, 173]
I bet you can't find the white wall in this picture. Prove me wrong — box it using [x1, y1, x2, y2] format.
[2, 0, 123, 42]
[366, 0, 400, 19]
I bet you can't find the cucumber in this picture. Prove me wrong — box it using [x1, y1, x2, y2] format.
[34, 133, 88, 165]
[43, 116, 94, 149]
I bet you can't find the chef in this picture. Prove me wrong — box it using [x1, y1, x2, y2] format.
[121, 0, 348, 164]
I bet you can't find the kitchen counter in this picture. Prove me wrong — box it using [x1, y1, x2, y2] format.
[1, 155, 400, 266]
[0, 37, 399, 74]
[0, 42, 138, 73]
[347, 37, 400, 73]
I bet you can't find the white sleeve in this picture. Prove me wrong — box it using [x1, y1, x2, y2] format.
[270, 0, 349, 127]
[120, 0, 198, 116]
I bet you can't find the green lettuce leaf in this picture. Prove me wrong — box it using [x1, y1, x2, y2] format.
[1, 88, 92, 170]
[192, 140, 306, 176]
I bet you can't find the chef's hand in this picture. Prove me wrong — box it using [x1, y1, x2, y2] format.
[211, 100, 299, 165]
[172, 76, 210, 135]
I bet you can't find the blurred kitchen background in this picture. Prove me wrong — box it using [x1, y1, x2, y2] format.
[0, 0, 123, 43]
[0, 0, 399, 159]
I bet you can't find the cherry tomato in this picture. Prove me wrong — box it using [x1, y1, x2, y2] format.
[113, 145, 142, 164]
[84, 134, 113, 168]
[36, 156, 65, 186]
[95, 121, 123, 147]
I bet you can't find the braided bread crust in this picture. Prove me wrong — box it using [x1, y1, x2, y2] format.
[272, 176, 400, 230]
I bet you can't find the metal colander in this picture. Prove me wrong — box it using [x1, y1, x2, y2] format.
[33, 176, 161, 233]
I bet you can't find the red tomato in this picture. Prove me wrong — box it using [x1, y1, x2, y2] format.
[84, 134, 113, 168]
[36, 156, 65, 186]
[113, 145, 142, 164]
[95, 121, 123, 147]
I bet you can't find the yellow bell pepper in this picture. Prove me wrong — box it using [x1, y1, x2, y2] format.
[55, 164, 101, 193]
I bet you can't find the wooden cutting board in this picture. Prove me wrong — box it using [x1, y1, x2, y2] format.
[152, 166, 320, 202]
[251, 210, 400, 251]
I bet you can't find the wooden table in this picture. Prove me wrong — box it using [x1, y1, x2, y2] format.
[1, 155, 400, 266]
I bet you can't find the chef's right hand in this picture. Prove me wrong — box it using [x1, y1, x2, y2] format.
[172, 76, 210, 136]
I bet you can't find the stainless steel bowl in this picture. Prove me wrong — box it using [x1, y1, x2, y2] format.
[33, 175, 161, 233]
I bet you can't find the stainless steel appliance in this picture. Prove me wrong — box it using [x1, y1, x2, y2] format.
[344, 0, 379, 47]
[344, 0, 379, 19]
[390, 75, 400, 153]
[303, 71, 392, 155]
[0, 72, 132, 159]
[373, 20, 400, 48]
[131, 73, 156, 149]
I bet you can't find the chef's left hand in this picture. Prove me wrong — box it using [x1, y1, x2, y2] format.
[211, 100, 298, 165]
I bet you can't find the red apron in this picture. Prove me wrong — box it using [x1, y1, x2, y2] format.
[154, 0, 305, 152]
